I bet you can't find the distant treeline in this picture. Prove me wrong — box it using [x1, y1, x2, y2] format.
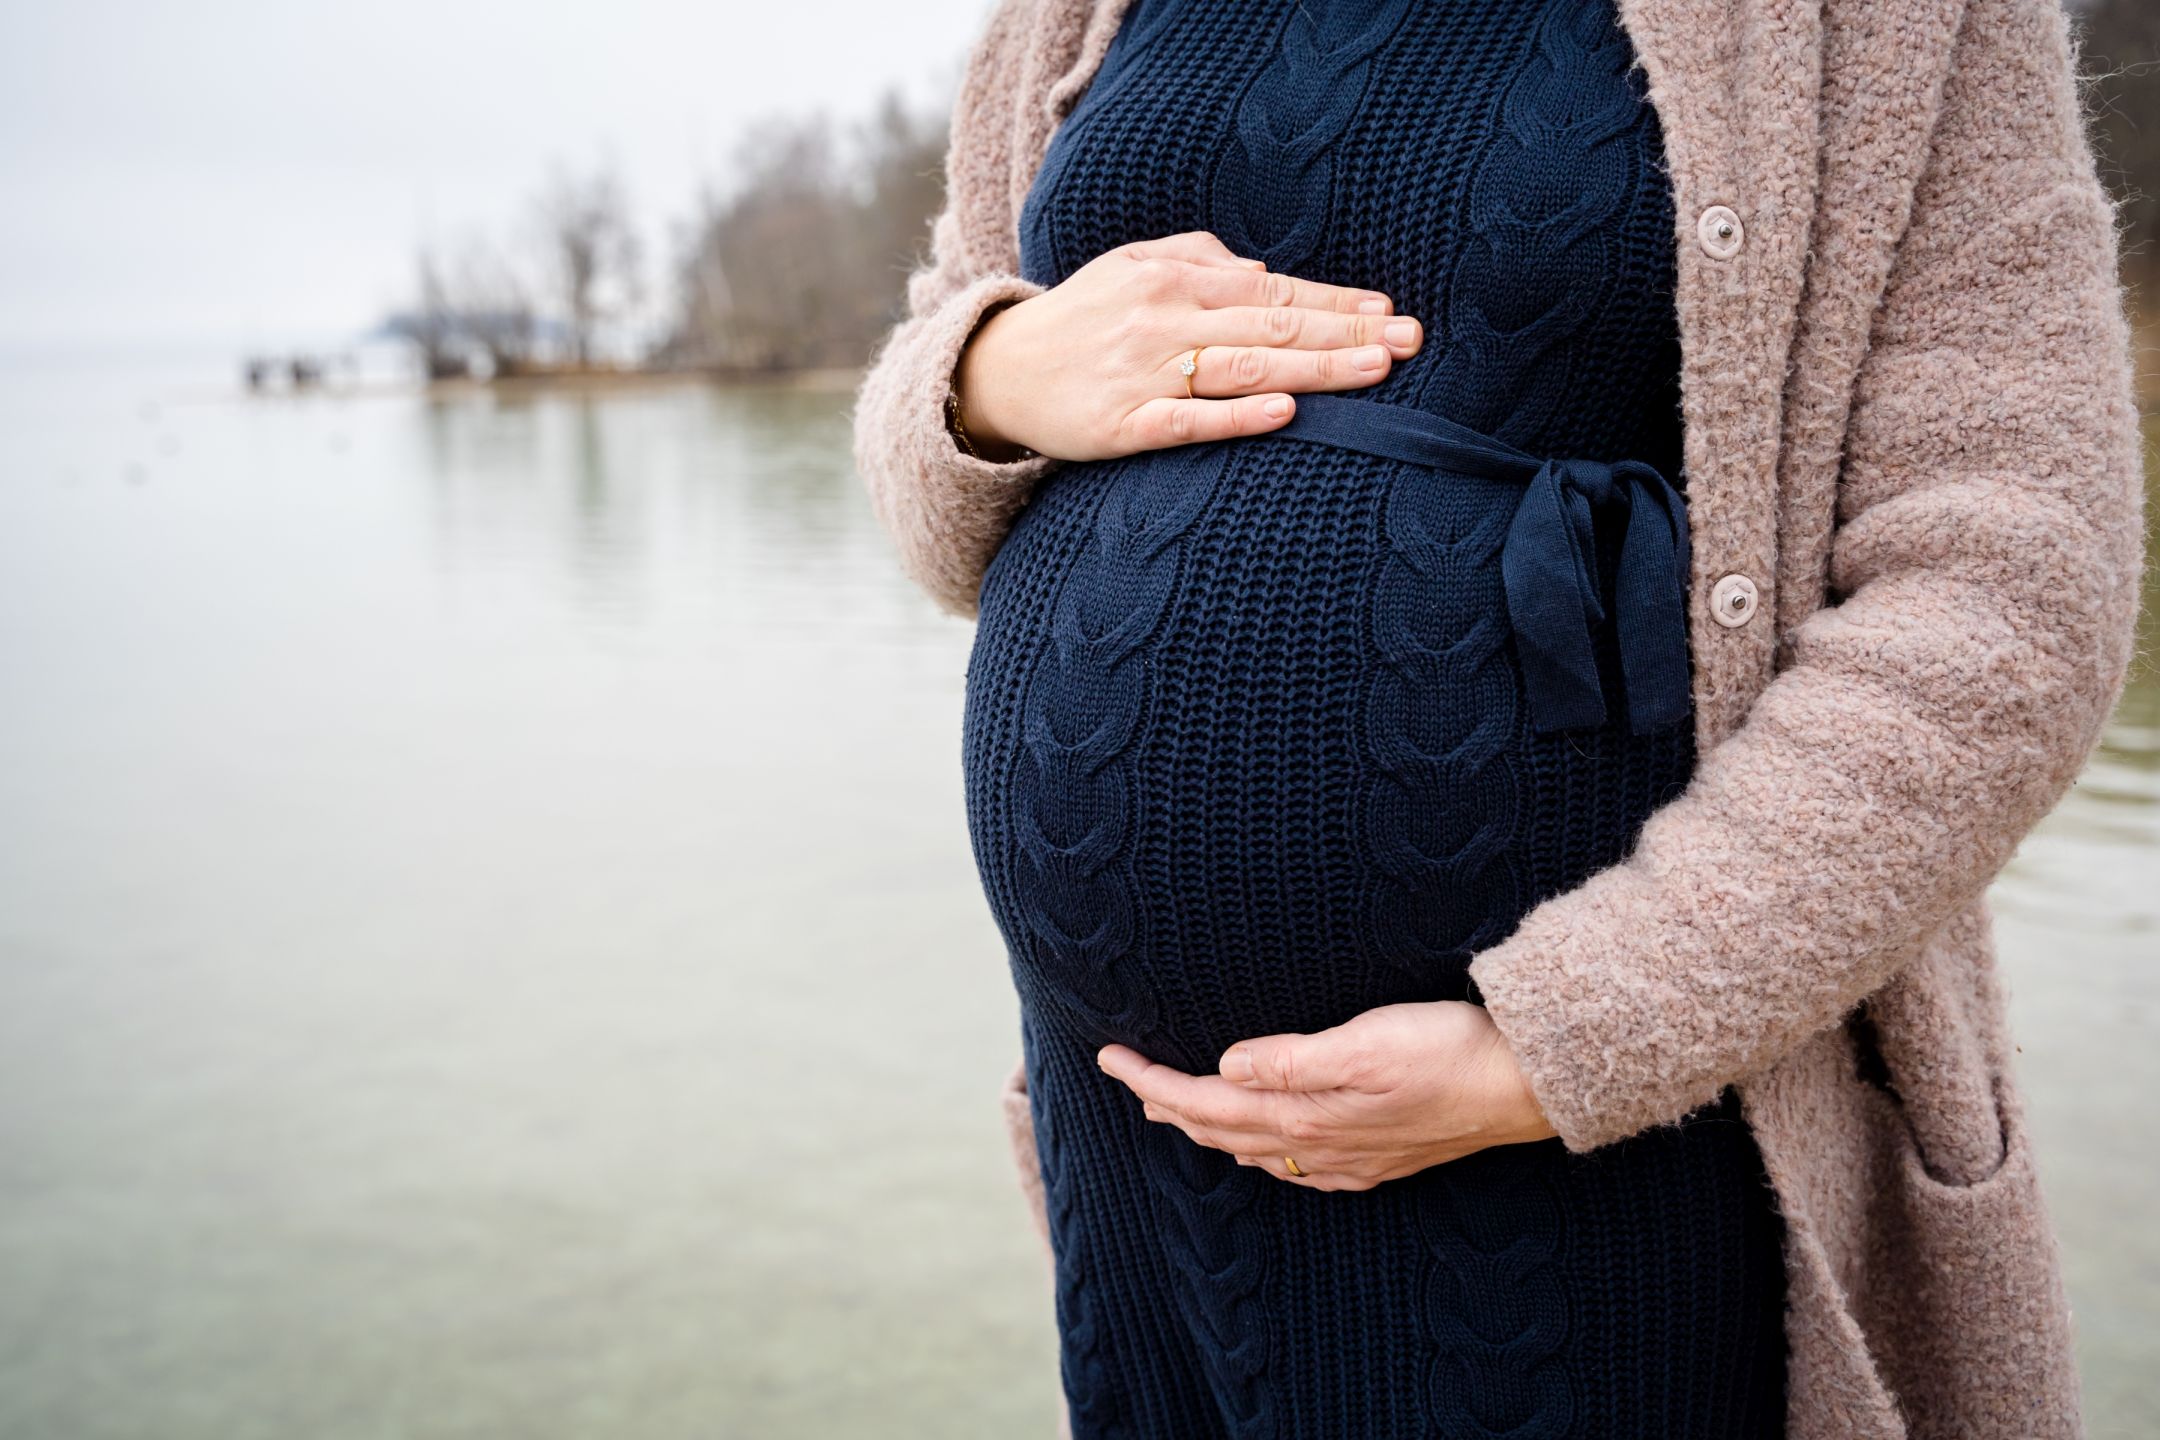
[663, 93, 950, 372]
[386, 88, 948, 379]
[387, 5, 2158, 381]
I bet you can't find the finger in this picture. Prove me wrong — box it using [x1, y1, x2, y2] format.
[1186, 304, 1422, 357]
[1139, 1100, 1314, 1158]
[1101, 1046, 1288, 1133]
[1221, 1025, 1372, 1092]
[1182, 341, 1398, 398]
[1179, 261, 1395, 317]
[1235, 1153, 1372, 1191]
[1115, 392, 1298, 452]
[1122, 228, 1267, 271]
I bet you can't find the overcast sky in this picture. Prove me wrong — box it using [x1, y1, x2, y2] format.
[0, 0, 999, 354]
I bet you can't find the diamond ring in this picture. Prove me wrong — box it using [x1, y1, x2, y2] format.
[1180, 346, 1207, 399]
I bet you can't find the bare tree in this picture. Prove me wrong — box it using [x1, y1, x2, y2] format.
[536, 161, 643, 368]
[384, 237, 545, 380]
[449, 239, 539, 376]
[667, 185, 737, 367]
[850, 88, 953, 335]
[394, 248, 468, 381]
[661, 89, 950, 371]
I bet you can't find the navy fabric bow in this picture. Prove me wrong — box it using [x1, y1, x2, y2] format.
[1258, 393, 1692, 737]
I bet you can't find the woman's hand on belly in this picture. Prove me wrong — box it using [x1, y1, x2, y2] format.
[1095, 1002, 1556, 1192]
[955, 228, 1423, 462]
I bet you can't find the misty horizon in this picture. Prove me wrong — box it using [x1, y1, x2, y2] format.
[0, 0, 998, 355]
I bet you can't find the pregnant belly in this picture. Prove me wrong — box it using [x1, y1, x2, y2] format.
[961, 426, 1691, 1074]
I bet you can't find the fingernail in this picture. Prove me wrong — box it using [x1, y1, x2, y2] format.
[1095, 1047, 1110, 1070]
[1384, 319, 1419, 349]
[1353, 345, 1387, 371]
[1357, 297, 1390, 315]
[1222, 1046, 1255, 1083]
[1264, 396, 1292, 419]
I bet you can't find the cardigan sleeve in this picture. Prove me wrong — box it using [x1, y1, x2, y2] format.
[850, 0, 1063, 618]
[1465, 0, 2145, 1154]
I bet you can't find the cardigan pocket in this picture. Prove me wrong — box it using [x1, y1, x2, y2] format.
[1843, 996, 2010, 1189]
[1878, 1068, 2026, 1199]
[1843, 905, 2018, 1189]
[1857, 1069, 2081, 1440]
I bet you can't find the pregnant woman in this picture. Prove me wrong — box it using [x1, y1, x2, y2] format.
[854, 0, 2142, 1436]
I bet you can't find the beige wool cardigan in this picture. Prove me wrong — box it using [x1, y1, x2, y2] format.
[849, 0, 2147, 1434]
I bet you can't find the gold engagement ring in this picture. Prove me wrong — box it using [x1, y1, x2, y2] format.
[1180, 346, 1207, 399]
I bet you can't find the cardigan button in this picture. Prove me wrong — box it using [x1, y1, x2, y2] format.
[1711, 573, 1759, 627]
[1697, 204, 1745, 260]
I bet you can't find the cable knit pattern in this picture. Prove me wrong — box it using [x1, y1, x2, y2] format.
[1362, 480, 1520, 976]
[1409, 1, 1657, 433]
[1020, 1011, 1129, 1439]
[1000, 444, 1231, 1056]
[1139, 1118, 1277, 1439]
[1418, 1147, 1572, 1435]
[963, 3, 1787, 1435]
[1208, 0, 1414, 275]
[858, 0, 2145, 1434]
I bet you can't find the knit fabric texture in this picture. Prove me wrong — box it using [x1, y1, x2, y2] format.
[961, 2, 1787, 1435]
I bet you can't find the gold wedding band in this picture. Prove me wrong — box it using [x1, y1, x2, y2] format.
[1179, 346, 1207, 399]
[1283, 1155, 1306, 1177]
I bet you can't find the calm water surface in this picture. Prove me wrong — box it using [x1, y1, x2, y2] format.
[0, 354, 2152, 1437]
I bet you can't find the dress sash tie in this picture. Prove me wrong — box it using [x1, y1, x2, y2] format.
[1258, 392, 1692, 736]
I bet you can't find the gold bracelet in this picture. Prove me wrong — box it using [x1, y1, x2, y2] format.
[946, 381, 1034, 462]
[945, 384, 982, 459]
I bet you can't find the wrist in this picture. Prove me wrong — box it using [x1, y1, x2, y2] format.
[951, 301, 1032, 462]
[1485, 1022, 1555, 1143]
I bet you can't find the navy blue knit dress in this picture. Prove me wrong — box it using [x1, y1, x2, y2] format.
[961, 2, 1789, 1436]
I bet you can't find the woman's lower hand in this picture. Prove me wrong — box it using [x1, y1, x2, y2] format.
[955, 229, 1423, 462]
[1095, 1001, 1556, 1192]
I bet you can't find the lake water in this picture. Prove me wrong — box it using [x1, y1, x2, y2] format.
[0, 354, 2152, 1438]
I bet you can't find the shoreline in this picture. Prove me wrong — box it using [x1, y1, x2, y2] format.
[196, 364, 869, 408]
[422, 365, 866, 397]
